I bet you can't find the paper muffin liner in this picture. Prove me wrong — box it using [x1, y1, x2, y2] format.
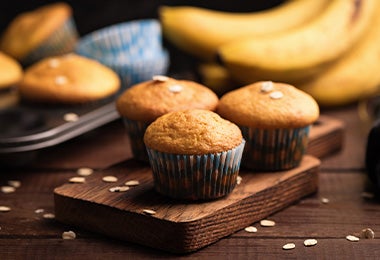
[75, 19, 169, 89]
[122, 118, 150, 162]
[146, 140, 246, 200]
[22, 17, 79, 66]
[240, 125, 310, 171]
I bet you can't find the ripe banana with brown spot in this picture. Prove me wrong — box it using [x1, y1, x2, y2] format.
[297, 2, 380, 107]
[218, 0, 377, 84]
[159, 0, 330, 61]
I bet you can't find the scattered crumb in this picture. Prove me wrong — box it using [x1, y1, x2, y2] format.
[236, 176, 242, 185]
[321, 197, 330, 204]
[346, 235, 359, 242]
[1, 186, 16, 193]
[64, 113, 79, 122]
[282, 243, 296, 250]
[109, 186, 130, 192]
[102, 176, 118, 183]
[142, 209, 156, 215]
[0, 206, 11, 212]
[260, 219, 275, 227]
[244, 226, 257, 233]
[35, 209, 45, 214]
[43, 213, 55, 219]
[304, 239, 317, 247]
[7, 180, 21, 188]
[361, 228, 375, 239]
[125, 180, 140, 186]
[62, 230, 76, 239]
[69, 177, 86, 183]
[77, 167, 94, 176]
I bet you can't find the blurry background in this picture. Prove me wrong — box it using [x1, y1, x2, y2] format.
[0, 1, 284, 74]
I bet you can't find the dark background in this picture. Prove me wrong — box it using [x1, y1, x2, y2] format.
[0, 1, 284, 74]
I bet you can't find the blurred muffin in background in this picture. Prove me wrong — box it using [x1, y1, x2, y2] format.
[0, 2, 78, 66]
[18, 54, 120, 104]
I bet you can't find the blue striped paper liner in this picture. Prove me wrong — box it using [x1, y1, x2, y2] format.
[240, 126, 310, 171]
[22, 17, 78, 66]
[75, 19, 169, 89]
[146, 140, 246, 200]
[122, 118, 150, 162]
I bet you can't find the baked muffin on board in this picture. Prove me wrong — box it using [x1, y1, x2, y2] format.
[0, 2, 78, 66]
[144, 109, 245, 200]
[0, 52, 22, 90]
[116, 75, 219, 161]
[217, 81, 319, 171]
[18, 54, 120, 104]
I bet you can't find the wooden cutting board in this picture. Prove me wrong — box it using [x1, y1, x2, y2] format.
[54, 156, 320, 253]
[53, 115, 343, 253]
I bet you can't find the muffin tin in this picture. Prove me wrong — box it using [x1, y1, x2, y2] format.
[0, 89, 119, 166]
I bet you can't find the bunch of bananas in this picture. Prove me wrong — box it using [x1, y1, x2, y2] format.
[159, 0, 380, 107]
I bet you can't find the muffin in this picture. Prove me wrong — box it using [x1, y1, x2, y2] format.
[144, 109, 245, 200]
[217, 81, 319, 171]
[116, 75, 219, 161]
[0, 2, 78, 66]
[0, 52, 23, 90]
[75, 19, 169, 89]
[18, 54, 120, 104]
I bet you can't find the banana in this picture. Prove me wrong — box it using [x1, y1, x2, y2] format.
[159, 0, 330, 61]
[296, 3, 380, 107]
[218, 0, 377, 84]
[197, 62, 239, 96]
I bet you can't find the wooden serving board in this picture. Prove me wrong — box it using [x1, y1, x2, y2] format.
[307, 115, 345, 158]
[54, 155, 320, 253]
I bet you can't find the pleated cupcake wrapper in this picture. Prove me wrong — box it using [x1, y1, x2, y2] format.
[22, 18, 79, 66]
[240, 126, 310, 171]
[122, 118, 150, 162]
[146, 140, 246, 200]
[75, 19, 163, 59]
[75, 19, 169, 89]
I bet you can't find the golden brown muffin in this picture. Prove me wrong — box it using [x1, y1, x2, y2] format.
[18, 54, 120, 104]
[0, 52, 23, 90]
[217, 81, 319, 129]
[116, 75, 219, 123]
[0, 2, 77, 63]
[217, 81, 319, 171]
[144, 109, 245, 200]
[144, 109, 242, 155]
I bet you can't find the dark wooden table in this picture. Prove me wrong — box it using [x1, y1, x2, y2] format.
[1, 104, 380, 259]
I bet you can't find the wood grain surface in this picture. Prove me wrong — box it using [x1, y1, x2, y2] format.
[54, 156, 320, 253]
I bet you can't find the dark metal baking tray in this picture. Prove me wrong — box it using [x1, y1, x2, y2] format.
[0, 89, 120, 160]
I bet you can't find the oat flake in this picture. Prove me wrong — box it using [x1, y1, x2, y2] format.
[346, 235, 359, 242]
[1, 186, 16, 193]
[125, 180, 140, 186]
[236, 175, 242, 185]
[62, 230, 76, 239]
[261, 81, 274, 92]
[35, 208, 45, 214]
[168, 84, 183, 93]
[152, 75, 169, 82]
[64, 113, 79, 122]
[7, 180, 21, 188]
[361, 228, 375, 239]
[48, 58, 60, 68]
[143, 209, 156, 215]
[260, 219, 276, 227]
[321, 197, 330, 204]
[109, 186, 130, 192]
[55, 75, 68, 85]
[43, 213, 55, 219]
[69, 177, 85, 183]
[282, 243, 296, 250]
[304, 239, 317, 247]
[0, 206, 11, 212]
[77, 167, 94, 176]
[269, 91, 283, 99]
[102, 176, 118, 183]
[244, 226, 257, 233]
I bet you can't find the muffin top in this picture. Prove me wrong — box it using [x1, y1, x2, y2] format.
[0, 2, 72, 60]
[18, 54, 120, 104]
[116, 76, 219, 123]
[217, 81, 319, 129]
[144, 109, 243, 155]
[0, 52, 23, 89]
